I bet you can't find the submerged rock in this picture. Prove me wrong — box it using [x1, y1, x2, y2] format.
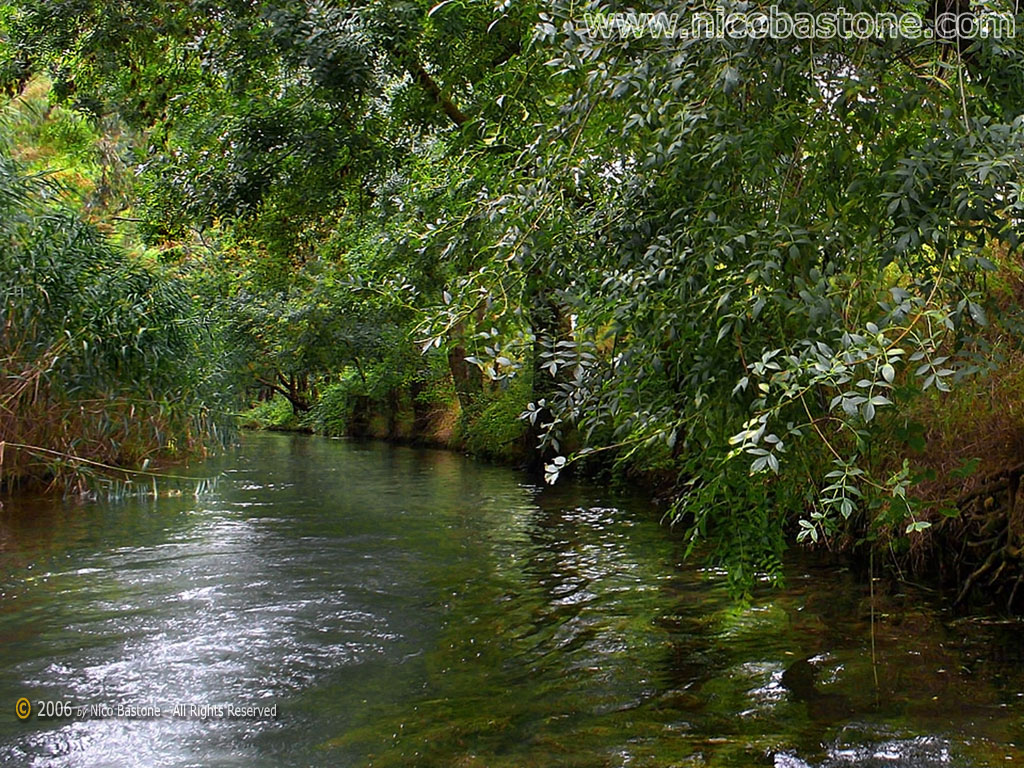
[779, 656, 854, 722]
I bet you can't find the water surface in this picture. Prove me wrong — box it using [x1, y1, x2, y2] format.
[1, 432, 1022, 766]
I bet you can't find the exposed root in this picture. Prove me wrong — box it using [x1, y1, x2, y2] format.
[940, 463, 1024, 612]
[1008, 574, 1024, 613]
[955, 546, 1005, 607]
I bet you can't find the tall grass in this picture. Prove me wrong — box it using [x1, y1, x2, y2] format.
[0, 149, 227, 494]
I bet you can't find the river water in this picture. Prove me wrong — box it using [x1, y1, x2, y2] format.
[0, 432, 1022, 767]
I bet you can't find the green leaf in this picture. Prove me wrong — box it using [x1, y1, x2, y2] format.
[950, 457, 981, 479]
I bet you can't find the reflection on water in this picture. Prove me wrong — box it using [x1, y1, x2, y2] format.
[0, 432, 1022, 767]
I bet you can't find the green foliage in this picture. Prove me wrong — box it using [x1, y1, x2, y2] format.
[3, 89, 97, 163]
[37, 104, 96, 161]
[303, 378, 364, 437]
[414, 1, 1024, 590]
[0, 146, 227, 490]
[12, 0, 1024, 594]
[239, 396, 302, 433]
[463, 375, 532, 462]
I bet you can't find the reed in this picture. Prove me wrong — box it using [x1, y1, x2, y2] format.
[0, 148, 226, 495]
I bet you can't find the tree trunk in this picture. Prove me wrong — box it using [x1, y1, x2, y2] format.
[447, 324, 483, 414]
[257, 373, 311, 413]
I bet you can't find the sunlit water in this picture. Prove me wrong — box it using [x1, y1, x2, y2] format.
[1, 432, 1022, 767]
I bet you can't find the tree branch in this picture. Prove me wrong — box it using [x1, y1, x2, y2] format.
[406, 57, 468, 127]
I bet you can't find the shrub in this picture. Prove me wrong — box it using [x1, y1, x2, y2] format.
[238, 396, 301, 432]
[303, 377, 364, 436]
[463, 374, 531, 462]
[0, 149, 225, 492]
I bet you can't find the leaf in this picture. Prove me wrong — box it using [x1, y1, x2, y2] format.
[950, 457, 981, 479]
[881, 363, 895, 383]
[428, 0, 459, 16]
[752, 296, 765, 319]
[863, 401, 875, 422]
[967, 301, 987, 326]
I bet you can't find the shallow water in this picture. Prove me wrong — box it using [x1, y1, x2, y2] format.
[0, 432, 1021, 767]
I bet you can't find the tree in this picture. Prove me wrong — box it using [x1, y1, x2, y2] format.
[461, 0, 1024, 588]
[2, 0, 549, 409]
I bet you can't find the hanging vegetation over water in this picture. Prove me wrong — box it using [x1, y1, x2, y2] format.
[0, 130, 227, 492]
[3, 0, 1024, 605]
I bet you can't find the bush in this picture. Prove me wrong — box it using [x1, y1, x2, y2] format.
[463, 374, 531, 462]
[38, 106, 98, 163]
[303, 378, 364, 436]
[238, 396, 302, 432]
[0, 150, 226, 491]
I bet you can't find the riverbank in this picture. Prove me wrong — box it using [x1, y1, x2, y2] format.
[239, 372, 535, 466]
[236, 361, 1024, 618]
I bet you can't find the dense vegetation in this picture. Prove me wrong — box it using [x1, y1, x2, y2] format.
[3, 1, 1024, 605]
[0, 83, 228, 493]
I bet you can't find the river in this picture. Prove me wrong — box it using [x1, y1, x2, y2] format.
[1, 432, 1022, 766]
